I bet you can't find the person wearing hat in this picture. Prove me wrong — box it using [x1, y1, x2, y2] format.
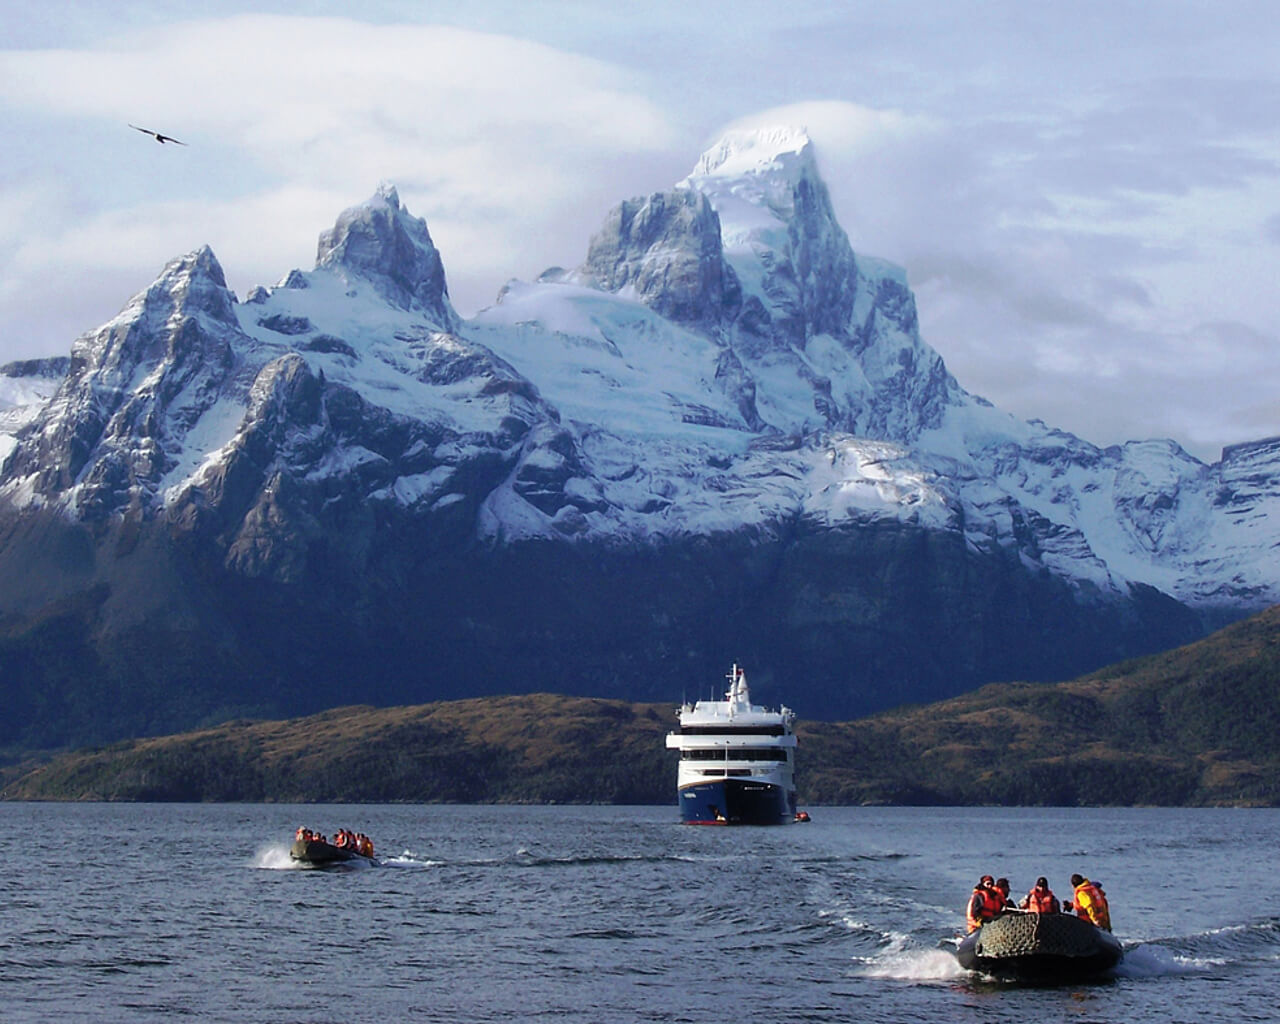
[1020, 876, 1061, 914]
[965, 875, 1004, 933]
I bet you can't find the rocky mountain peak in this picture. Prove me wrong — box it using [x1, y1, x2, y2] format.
[0, 245, 244, 508]
[315, 184, 459, 330]
[683, 126, 858, 336]
[575, 188, 740, 325]
[678, 127, 954, 440]
[161, 245, 236, 316]
[689, 125, 818, 189]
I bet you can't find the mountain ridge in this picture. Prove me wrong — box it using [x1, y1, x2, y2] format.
[1, 125, 1276, 750]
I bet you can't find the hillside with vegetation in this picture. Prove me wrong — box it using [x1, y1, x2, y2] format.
[5, 606, 1279, 805]
[800, 602, 1280, 806]
[0, 695, 674, 804]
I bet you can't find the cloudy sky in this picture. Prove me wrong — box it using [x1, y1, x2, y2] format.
[2, 1, 1277, 461]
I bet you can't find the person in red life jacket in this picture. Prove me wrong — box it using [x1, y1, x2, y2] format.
[993, 878, 1016, 910]
[1068, 873, 1112, 931]
[295, 826, 307, 841]
[965, 875, 1004, 933]
[1020, 876, 1061, 913]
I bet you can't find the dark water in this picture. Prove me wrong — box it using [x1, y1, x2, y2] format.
[2, 804, 1277, 1023]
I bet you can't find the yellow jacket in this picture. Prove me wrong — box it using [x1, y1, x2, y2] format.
[1073, 879, 1111, 931]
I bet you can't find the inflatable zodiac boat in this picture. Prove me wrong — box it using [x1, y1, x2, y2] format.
[289, 837, 377, 867]
[956, 911, 1123, 981]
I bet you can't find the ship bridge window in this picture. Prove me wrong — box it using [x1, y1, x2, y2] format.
[681, 748, 788, 762]
[680, 725, 787, 736]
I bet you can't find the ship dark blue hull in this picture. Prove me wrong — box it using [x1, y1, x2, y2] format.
[678, 778, 796, 825]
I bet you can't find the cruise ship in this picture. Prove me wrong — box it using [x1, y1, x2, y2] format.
[665, 665, 797, 825]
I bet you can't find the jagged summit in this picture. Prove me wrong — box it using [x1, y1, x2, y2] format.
[575, 187, 740, 326]
[2, 243, 245, 507]
[127, 245, 238, 328]
[682, 125, 828, 244]
[315, 184, 459, 330]
[688, 125, 817, 183]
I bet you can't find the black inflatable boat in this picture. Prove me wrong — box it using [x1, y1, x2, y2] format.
[956, 911, 1123, 981]
[289, 838, 376, 867]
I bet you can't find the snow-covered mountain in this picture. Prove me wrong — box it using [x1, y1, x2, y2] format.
[1, 127, 1274, 747]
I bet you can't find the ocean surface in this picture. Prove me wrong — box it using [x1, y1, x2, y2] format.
[2, 803, 1277, 1023]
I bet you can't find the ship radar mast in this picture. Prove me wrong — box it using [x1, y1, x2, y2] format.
[726, 663, 751, 717]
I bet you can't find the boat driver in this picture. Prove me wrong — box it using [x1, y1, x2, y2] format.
[965, 875, 1003, 933]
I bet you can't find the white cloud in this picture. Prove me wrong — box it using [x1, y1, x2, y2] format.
[0, 15, 681, 351]
[712, 96, 1280, 461]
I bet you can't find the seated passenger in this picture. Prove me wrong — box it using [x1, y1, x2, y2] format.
[1070, 873, 1112, 931]
[965, 875, 1003, 933]
[1020, 877, 1061, 913]
[993, 878, 1016, 910]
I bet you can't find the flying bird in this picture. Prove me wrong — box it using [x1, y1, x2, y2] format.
[129, 124, 187, 146]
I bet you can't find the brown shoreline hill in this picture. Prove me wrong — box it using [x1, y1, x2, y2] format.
[1, 696, 673, 804]
[5, 604, 1280, 805]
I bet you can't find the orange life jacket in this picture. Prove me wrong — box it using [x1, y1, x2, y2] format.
[1025, 887, 1058, 913]
[1073, 879, 1111, 931]
[966, 887, 1003, 932]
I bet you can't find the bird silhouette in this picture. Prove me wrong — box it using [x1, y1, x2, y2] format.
[129, 124, 187, 146]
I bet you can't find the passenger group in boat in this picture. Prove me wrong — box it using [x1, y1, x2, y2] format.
[294, 826, 375, 858]
[966, 872, 1111, 932]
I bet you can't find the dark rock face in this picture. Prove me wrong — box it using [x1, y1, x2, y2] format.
[4, 247, 241, 512]
[0, 508, 1204, 750]
[580, 189, 740, 326]
[316, 184, 459, 330]
[162, 347, 544, 585]
[0, 356, 71, 381]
